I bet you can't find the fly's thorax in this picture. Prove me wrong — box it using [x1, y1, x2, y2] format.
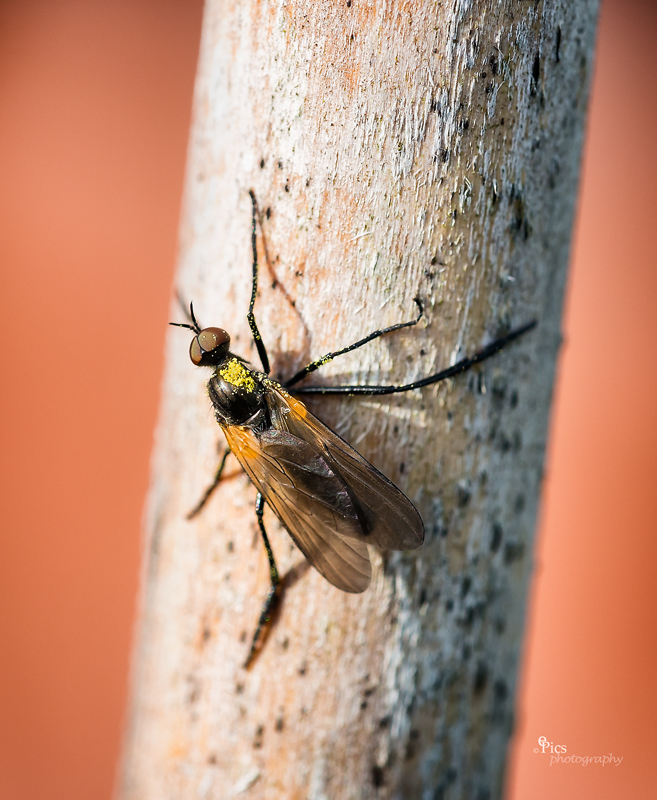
[207, 356, 266, 426]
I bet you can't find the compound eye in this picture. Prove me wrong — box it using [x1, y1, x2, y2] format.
[198, 327, 230, 352]
[189, 337, 203, 365]
[190, 327, 230, 366]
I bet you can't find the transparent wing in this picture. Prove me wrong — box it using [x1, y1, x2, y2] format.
[222, 424, 371, 593]
[266, 385, 425, 551]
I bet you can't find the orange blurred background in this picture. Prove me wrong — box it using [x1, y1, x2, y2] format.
[0, 2, 655, 799]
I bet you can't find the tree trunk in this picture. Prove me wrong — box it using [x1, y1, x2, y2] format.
[120, 2, 598, 798]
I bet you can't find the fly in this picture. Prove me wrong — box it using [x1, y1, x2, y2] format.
[172, 190, 536, 668]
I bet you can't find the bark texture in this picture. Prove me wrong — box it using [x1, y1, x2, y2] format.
[120, 2, 598, 798]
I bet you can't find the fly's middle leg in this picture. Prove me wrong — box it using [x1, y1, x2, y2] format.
[244, 491, 283, 669]
[283, 298, 423, 388]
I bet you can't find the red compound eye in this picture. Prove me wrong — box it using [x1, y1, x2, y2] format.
[190, 327, 230, 366]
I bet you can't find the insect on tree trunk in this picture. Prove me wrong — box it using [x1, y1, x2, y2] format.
[119, 2, 599, 798]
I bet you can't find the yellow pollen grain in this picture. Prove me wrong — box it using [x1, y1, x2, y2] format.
[219, 359, 256, 392]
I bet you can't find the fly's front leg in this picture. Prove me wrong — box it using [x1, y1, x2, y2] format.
[187, 447, 231, 520]
[244, 492, 283, 669]
[247, 190, 270, 375]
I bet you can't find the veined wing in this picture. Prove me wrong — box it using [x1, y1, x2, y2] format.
[222, 424, 371, 593]
[265, 384, 425, 551]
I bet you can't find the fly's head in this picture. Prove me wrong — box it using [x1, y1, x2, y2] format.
[189, 327, 230, 367]
[170, 302, 231, 368]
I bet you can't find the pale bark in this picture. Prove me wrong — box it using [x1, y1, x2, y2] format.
[120, 2, 598, 798]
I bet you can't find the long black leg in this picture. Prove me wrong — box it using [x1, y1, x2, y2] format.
[284, 299, 423, 388]
[187, 448, 231, 520]
[244, 492, 283, 669]
[247, 190, 270, 375]
[291, 320, 536, 396]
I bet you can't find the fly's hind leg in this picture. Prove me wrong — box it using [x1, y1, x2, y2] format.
[187, 447, 231, 520]
[244, 492, 283, 669]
